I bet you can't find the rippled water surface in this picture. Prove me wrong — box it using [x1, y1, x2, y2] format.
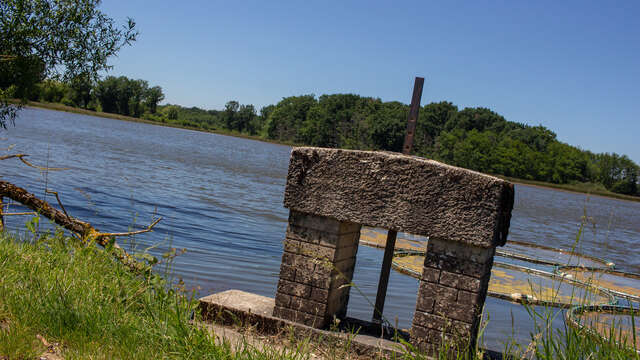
[3, 108, 639, 352]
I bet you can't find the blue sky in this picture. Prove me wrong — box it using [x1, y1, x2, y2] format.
[102, 1, 640, 163]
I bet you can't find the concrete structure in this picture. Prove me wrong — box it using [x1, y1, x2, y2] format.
[273, 147, 514, 353]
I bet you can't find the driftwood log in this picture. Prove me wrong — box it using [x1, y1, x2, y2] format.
[0, 180, 157, 274]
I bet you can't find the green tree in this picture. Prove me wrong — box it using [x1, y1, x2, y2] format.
[94, 76, 119, 113]
[0, 54, 44, 103]
[299, 104, 332, 147]
[67, 73, 95, 109]
[264, 95, 316, 142]
[0, 0, 137, 127]
[38, 79, 69, 103]
[368, 101, 407, 152]
[127, 79, 148, 118]
[415, 101, 458, 156]
[224, 100, 239, 130]
[166, 106, 178, 120]
[236, 104, 256, 133]
[445, 107, 507, 132]
[94, 76, 157, 118]
[252, 104, 274, 135]
[144, 86, 164, 114]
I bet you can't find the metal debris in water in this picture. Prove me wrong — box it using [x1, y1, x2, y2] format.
[558, 267, 640, 303]
[391, 254, 615, 307]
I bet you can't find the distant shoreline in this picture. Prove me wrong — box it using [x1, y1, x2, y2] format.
[20, 100, 640, 203]
[495, 176, 640, 203]
[19, 100, 299, 148]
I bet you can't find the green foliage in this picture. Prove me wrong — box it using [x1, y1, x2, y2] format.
[166, 105, 179, 120]
[144, 85, 164, 114]
[37, 79, 69, 103]
[0, 232, 314, 359]
[94, 76, 164, 118]
[67, 73, 95, 109]
[21, 80, 640, 196]
[257, 93, 638, 196]
[0, 54, 45, 101]
[0, 0, 138, 127]
[592, 153, 638, 195]
[265, 95, 316, 142]
[136, 93, 639, 197]
[367, 100, 406, 152]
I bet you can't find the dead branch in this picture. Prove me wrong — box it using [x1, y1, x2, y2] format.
[45, 189, 71, 221]
[97, 217, 162, 237]
[2, 212, 36, 216]
[0, 153, 27, 161]
[0, 154, 68, 171]
[0, 180, 160, 274]
[44, 189, 83, 242]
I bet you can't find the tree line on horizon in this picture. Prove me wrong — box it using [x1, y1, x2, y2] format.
[18, 77, 640, 197]
[13, 76, 165, 119]
[163, 94, 639, 197]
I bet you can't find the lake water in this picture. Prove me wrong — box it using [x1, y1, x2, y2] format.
[2, 108, 639, 352]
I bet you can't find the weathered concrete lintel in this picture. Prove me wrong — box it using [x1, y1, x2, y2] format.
[283, 147, 514, 248]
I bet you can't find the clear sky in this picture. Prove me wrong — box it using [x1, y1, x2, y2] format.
[101, 1, 640, 163]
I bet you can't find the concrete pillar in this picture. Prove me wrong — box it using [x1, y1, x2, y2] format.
[276, 147, 514, 354]
[273, 210, 361, 328]
[410, 238, 495, 354]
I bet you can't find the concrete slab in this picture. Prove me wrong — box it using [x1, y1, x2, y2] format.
[199, 290, 409, 358]
[200, 290, 274, 317]
[199, 290, 502, 359]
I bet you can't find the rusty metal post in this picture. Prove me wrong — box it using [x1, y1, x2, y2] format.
[373, 77, 424, 323]
[402, 77, 425, 155]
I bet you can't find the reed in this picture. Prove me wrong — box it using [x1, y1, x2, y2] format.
[0, 230, 310, 359]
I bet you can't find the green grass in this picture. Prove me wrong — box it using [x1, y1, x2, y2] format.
[0, 230, 314, 359]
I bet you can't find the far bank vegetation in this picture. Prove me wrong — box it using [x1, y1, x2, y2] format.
[13, 77, 640, 198]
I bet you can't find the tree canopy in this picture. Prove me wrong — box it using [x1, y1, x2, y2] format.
[0, 0, 137, 127]
[255, 94, 638, 196]
[114, 92, 636, 197]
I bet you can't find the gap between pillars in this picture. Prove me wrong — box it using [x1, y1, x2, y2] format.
[372, 76, 424, 323]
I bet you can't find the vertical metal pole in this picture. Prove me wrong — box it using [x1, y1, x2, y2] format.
[373, 77, 424, 323]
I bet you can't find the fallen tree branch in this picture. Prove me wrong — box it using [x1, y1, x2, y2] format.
[0, 153, 26, 161]
[0, 180, 159, 274]
[97, 217, 162, 237]
[0, 154, 69, 171]
[45, 189, 71, 221]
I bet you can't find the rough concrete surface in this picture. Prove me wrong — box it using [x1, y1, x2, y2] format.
[199, 290, 409, 358]
[200, 290, 274, 317]
[284, 147, 514, 248]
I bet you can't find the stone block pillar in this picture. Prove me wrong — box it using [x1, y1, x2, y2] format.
[275, 147, 514, 353]
[273, 210, 361, 328]
[410, 238, 494, 353]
